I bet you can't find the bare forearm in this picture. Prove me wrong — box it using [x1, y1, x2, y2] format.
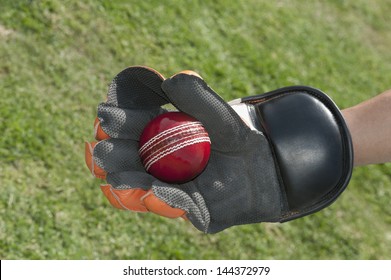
[342, 89, 391, 166]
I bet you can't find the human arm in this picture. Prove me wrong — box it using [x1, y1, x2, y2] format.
[342, 89, 391, 166]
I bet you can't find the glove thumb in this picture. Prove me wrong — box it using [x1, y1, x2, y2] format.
[161, 71, 250, 152]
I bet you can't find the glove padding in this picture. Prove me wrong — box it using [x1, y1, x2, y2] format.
[85, 66, 353, 233]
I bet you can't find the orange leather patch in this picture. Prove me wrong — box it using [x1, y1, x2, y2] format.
[143, 192, 186, 218]
[85, 142, 107, 179]
[100, 184, 125, 210]
[100, 185, 148, 212]
[94, 117, 110, 141]
[176, 70, 203, 79]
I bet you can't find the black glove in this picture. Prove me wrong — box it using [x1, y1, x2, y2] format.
[85, 66, 353, 233]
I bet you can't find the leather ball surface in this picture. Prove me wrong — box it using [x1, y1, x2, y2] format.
[139, 112, 211, 183]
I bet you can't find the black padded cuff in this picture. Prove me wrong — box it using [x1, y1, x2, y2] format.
[242, 86, 353, 221]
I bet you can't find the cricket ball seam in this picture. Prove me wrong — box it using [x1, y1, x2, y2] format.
[140, 131, 209, 161]
[139, 128, 207, 159]
[139, 122, 204, 154]
[143, 136, 211, 171]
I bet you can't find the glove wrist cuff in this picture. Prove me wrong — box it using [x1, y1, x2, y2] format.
[240, 86, 354, 221]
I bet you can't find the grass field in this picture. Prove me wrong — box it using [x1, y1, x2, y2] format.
[0, 0, 390, 259]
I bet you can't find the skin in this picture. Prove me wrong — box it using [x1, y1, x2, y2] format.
[342, 89, 391, 166]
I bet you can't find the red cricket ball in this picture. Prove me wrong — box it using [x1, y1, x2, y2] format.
[139, 112, 211, 184]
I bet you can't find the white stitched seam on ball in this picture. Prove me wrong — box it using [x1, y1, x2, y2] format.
[139, 128, 206, 158]
[141, 132, 209, 164]
[140, 130, 208, 162]
[139, 122, 203, 154]
[144, 137, 211, 171]
[139, 122, 203, 155]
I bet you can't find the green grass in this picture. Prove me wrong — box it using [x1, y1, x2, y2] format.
[1, 0, 390, 259]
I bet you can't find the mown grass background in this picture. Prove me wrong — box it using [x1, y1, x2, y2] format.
[0, 0, 390, 259]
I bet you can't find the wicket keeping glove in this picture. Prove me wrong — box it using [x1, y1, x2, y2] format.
[85, 66, 353, 233]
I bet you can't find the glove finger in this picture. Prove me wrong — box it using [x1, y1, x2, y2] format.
[106, 170, 154, 190]
[106, 171, 186, 218]
[107, 66, 168, 110]
[94, 117, 110, 141]
[102, 171, 154, 212]
[161, 71, 250, 152]
[85, 141, 107, 179]
[143, 191, 187, 219]
[96, 104, 167, 140]
[100, 184, 148, 212]
[152, 181, 210, 232]
[93, 138, 144, 173]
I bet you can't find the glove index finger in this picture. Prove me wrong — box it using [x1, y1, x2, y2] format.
[161, 71, 250, 152]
